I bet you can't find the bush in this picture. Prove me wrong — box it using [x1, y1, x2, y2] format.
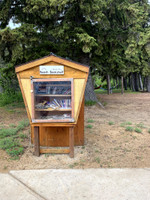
[0, 92, 23, 107]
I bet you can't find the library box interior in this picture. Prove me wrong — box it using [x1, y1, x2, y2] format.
[15, 54, 89, 157]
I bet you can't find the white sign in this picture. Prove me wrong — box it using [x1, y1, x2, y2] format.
[40, 65, 64, 75]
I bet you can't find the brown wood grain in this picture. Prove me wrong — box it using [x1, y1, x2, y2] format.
[34, 126, 40, 156]
[40, 148, 70, 154]
[69, 127, 74, 158]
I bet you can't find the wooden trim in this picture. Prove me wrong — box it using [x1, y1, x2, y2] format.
[40, 149, 70, 154]
[15, 55, 89, 73]
[34, 126, 40, 156]
[35, 108, 72, 112]
[31, 123, 76, 127]
[32, 119, 74, 123]
[75, 74, 88, 122]
[17, 74, 32, 122]
[31, 78, 74, 123]
[71, 78, 74, 119]
[69, 127, 74, 158]
[32, 78, 73, 82]
[31, 80, 35, 120]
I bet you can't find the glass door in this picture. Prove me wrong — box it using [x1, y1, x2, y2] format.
[31, 78, 74, 122]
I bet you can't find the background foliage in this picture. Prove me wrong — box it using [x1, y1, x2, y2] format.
[0, 0, 150, 99]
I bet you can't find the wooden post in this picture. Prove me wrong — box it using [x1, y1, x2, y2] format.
[34, 126, 40, 156]
[69, 127, 74, 158]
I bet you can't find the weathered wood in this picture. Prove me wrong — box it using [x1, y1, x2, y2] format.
[69, 127, 74, 158]
[40, 148, 70, 154]
[34, 126, 40, 156]
[15, 55, 89, 73]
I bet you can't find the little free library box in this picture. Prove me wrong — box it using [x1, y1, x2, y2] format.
[15, 53, 89, 157]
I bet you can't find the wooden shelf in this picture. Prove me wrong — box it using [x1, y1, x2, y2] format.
[35, 108, 72, 112]
[36, 84, 71, 87]
[35, 94, 71, 97]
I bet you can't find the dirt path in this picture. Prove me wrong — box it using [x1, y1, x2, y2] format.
[0, 93, 150, 172]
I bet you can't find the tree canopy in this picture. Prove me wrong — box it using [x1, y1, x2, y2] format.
[0, 0, 150, 93]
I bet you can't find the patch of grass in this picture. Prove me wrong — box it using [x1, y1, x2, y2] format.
[95, 149, 99, 153]
[134, 127, 142, 133]
[108, 121, 114, 125]
[6, 147, 24, 160]
[148, 129, 150, 134]
[120, 121, 132, 127]
[19, 133, 28, 139]
[0, 128, 18, 139]
[86, 124, 93, 129]
[0, 119, 29, 159]
[136, 123, 146, 129]
[87, 119, 94, 123]
[9, 124, 16, 128]
[125, 126, 134, 132]
[0, 137, 19, 150]
[16, 119, 29, 132]
[85, 101, 96, 106]
[82, 146, 85, 149]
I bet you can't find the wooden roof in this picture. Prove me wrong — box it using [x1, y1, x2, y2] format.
[15, 53, 89, 73]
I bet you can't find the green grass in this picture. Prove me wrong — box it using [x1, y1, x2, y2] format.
[0, 128, 18, 139]
[120, 121, 132, 127]
[6, 147, 24, 160]
[86, 124, 93, 129]
[19, 133, 28, 139]
[125, 126, 134, 132]
[148, 129, 150, 134]
[95, 88, 140, 94]
[85, 101, 96, 106]
[87, 119, 94, 123]
[134, 127, 142, 133]
[0, 119, 29, 159]
[136, 123, 146, 129]
[108, 121, 115, 125]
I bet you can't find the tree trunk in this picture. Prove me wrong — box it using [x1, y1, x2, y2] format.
[131, 73, 135, 91]
[123, 77, 127, 90]
[85, 70, 98, 102]
[121, 76, 124, 94]
[143, 77, 147, 91]
[139, 74, 143, 91]
[134, 72, 139, 91]
[147, 76, 150, 92]
[107, 74, 111, 95]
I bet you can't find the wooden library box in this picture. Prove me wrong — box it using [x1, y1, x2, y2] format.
[15, 53, 89, 157]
